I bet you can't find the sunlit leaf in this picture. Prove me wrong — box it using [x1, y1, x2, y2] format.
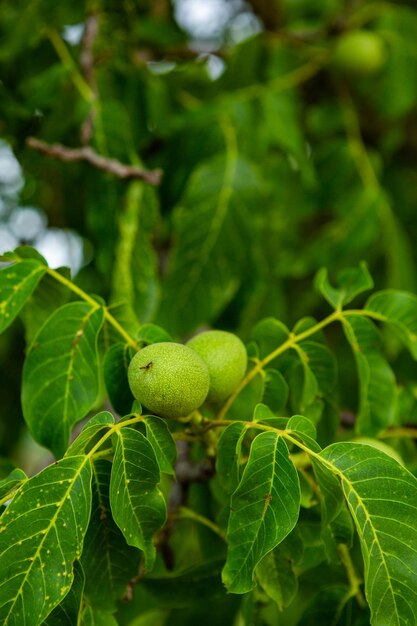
[42, 561, 85, 626]
[0, 259, 46, 333]
[0, 455, 92, 626]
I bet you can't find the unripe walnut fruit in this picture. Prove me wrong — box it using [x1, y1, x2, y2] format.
[128, 342, 209, 418]
[333, 30, 387, 76]
[187, 330, 247, 403]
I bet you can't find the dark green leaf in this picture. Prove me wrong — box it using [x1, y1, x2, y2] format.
[20, 267, 71, 345]
[216, 421, 247, 494]
[250, 317, 290, 360]
[140, 560, 225, 609]
[262, 369, 288, 413]
[22, 302, 105, 457]
[342, 315, 396, 435]
[144, 416, 177, 476]
[81, 460, 140, 611]
[110, 427, 166, 569]
[222, 432, 300, 593]
[157, 153, 262, 334]
[104, 343, 135, 416]
[256, 543, 298, 610]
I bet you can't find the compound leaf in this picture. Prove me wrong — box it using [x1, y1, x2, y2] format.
[320, 442, 417, 626]
[22, 302, 105, 457]
[315, 264, 373, 310]
[110, 427, 166, 569]
[0, 455, 92, 626]
[222, 431, 300, 593]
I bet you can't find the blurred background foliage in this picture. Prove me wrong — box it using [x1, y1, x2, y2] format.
[1, 0, 417, 475]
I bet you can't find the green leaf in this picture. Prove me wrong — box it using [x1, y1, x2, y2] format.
[81, 606, 119, 626]
[137, 323, 172, 345]
[144, 416, 177, 476]
[140, 560, 225, 609]
[262, 369, 288, 413]
[287, 414, 321, 452]
[81, 460, 140, 611]
[256, 543, 298, 611]
[250, 317, 290, 360]
[320, 442, 417, 626]
[0, 468, 27, 501]
[366, 290, 417, 359]
[110, 427, 166, 569]
[103, 343, 135, 416]
[342, 316, 396, 435]
[297, 341, 338, 395]
[20, 267, 71, 345]
[227, 367, 265, 420]
[222, 432, 300, 593]
[0, 259, 46, 333]
[216, 422, 247, 493]
[157, 153, 262, 334]
[42, 561, 85, 626]
[66, 412, 115, 456]
[315, 263, 373, 309]
[22, 302, 105, 457]
[300, 585, 367, 626]
[0, 455, 92, 626]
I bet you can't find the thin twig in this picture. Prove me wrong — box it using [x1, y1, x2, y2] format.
[80, 12, 100, 145]
[26, 137, 163, 185]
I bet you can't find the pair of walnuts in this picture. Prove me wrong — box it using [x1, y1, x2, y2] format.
[128, 330, 247, 418]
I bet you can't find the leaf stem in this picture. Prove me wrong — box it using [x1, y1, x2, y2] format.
[46, 267, 140, 350]
[174, 506, 226, 541]
[337, 544, 366, 608]
[379, 427, 417, 439]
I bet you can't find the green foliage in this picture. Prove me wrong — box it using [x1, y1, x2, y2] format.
[1, 1, 417, 625]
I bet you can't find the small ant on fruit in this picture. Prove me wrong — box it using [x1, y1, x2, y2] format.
[139, 361, 153, 370]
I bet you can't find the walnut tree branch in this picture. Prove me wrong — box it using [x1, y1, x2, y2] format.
[26, 137, 163, 185]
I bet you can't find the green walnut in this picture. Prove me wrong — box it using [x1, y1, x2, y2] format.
[187, 330, 247, 403]
[128, 342, 210, 418]
[333, 30, 387, 76]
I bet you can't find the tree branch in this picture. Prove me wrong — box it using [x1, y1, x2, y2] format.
[80, 12, 99, 145]
[26, 137, 163, 185]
